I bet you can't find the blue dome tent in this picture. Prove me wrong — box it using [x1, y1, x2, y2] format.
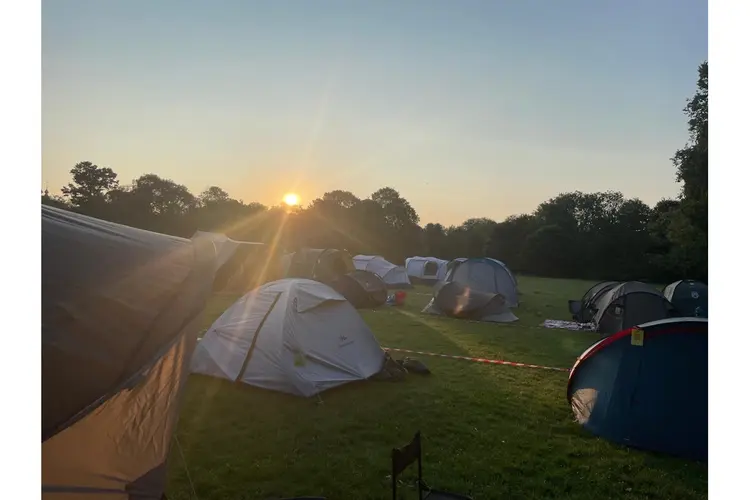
[567, 317, 708, 461]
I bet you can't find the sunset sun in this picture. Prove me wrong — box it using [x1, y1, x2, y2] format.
[283, 193, 300, 206]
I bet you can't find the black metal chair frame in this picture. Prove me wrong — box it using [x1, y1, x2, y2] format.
[391, 431, 472, 500]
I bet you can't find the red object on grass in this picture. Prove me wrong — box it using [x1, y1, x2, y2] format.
[394, 291, 407, 305]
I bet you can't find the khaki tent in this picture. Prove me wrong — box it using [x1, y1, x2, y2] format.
[42, 206, 217, 499]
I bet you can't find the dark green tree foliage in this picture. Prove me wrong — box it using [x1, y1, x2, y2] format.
[42, 188, 69, 209]
[61, 161, 119, 213]
[667, 61, 708, 281]
[48, 62, 707, 282]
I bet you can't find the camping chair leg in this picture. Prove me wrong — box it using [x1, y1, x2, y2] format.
[392, 469, 397, 500]
[417, 440, 423, 497]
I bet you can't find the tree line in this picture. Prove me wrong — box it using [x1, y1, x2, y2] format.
[43, 62, 708, 284]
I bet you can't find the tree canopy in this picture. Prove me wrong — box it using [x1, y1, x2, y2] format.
[44, 62, 708, 283]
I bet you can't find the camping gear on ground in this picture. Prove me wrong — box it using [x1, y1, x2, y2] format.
[442, 257, 519, 307]
[334, 269, 388, 308]
[386, 290, 407, 306]
[191, 278, 387, 397]
[398, 357, 431, 375]
[371, 352, 409, 382]
[42, 206, 217, 500]
[541, 319, 595, 331]
[193, 230, 277, 292]
[586, 281, 678, 335]
[353, 254, 413, 288]
[567, 317, 708, 461]
[423, 281, 518, 323]
[405, 256, 449, 285]
[663, 279, 708, 318]
[391, 432, 473, 500]
[569, 281, 619, 322]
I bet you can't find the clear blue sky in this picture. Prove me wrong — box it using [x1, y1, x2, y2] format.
[42, 0, 707, 225]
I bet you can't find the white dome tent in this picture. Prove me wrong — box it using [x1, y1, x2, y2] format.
[191, 279, 386, 397]
[352, 255, 412, 289]
[405, 256, 449, 284]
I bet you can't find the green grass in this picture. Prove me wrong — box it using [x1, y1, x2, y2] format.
[167, 276, 707, 500]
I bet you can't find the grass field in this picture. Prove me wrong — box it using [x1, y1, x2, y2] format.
[166, 276, 708, 500]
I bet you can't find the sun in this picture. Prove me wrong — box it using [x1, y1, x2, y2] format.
[283, 193, 300, 206]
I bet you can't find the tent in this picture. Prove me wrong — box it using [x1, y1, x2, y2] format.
[569, 280, 619, 322]
[191, 279, 386, 396]
[443, 257, 519, 307]
[567, 317, 708, 461]
[353, 255, 412, 288]
[589, 281, 678, 335]
[42, 206, 217, 499]
[282, 248, 355, 283]
[663, 280, 708, 318]
[422, 281, 519, 323]
[334, 269, 389, 308]
[281, 248, 387, 308]
[405, 256, 449, 284]
[193, 230, 278, 292]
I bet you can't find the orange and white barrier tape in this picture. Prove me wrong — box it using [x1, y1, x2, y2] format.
[383, 347, 570, 372]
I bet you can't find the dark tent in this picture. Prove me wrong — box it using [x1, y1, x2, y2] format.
[567, 318, 708, 461]
[282, 248, 387, 308]
[569, 281, 619, 322]
[282, 248, 355, 282]
[42, 206, 217, 499]
[333, 269, 388, 308]
[663, 280, 708, 318]
[590, 281, 677, 335]
[192, 231, 282, 293]
[422, 281, 518, 323]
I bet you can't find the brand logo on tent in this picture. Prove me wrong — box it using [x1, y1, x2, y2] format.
[691, 291, 700, 299]
[338, 334, 353, 347]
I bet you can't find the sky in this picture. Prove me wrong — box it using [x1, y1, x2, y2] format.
[42, 0, 708, 226]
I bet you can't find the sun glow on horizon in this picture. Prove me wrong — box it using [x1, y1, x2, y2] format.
[283, 193, 300, 206]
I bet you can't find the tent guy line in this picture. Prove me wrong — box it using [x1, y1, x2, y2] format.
[383, 348, 571, 372]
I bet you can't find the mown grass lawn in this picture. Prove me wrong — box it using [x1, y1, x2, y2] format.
[167, 276, 707, 500]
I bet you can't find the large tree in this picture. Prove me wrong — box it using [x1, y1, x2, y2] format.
[665, 61, 709, 281]
[61, 161, 119, 211]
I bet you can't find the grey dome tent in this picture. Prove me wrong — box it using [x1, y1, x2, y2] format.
[42, 206, 217, 499]
[353, 254, 412, 289]
[663, 280, 708, 318]
[443, 257, 519, 307]
[589, 281, 678, 335]
[191, 279, 386, 396]
[569, 280, 619, 322]
[422, 280, 518, 323]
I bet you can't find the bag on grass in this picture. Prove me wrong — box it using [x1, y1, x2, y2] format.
[371, 352, 408, 382]
[399, 357, 431, 375]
